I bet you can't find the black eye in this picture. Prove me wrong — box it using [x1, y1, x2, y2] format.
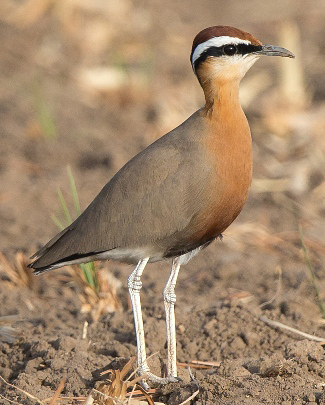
[223, 45, 237, 56]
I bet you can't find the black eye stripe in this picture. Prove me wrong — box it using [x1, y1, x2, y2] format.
[192, 43, 263, 71]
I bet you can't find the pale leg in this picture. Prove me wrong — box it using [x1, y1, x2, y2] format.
[163, 256, 181, 378]
[128, 258, 178, 386]
[128, 258, 150, 376]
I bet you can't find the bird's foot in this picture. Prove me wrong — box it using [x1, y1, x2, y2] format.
[138, 367, 180, 390]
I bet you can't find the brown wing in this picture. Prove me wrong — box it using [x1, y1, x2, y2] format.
[30, 111, 210, 270]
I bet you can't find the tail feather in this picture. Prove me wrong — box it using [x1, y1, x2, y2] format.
[29, 227, 76, 272]
[29, 224, 111, 274]
[30, 228, 69, 260]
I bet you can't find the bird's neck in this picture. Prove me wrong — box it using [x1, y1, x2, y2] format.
[192, 76, 252, 241]
[200, 76, 251, 148]
[200, 75, 253, 198]
[199, 76, 251, 162]
[202, 77, 241, 117]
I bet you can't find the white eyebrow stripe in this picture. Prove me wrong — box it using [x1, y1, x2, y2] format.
[191, 36, 252, 68]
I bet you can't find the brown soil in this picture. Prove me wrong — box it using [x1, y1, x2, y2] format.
[1, 1, 325, 404]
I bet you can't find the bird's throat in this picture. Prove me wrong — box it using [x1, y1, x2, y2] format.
[193, 78, 253, 242]
[203, 77, 241, 116]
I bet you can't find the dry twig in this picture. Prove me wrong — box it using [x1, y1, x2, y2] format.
[0, 392, 24, 405]
[0, 374, 44, 405]
[177, 360, 220, 370]
[49, 377, 66, 405]
[259, 265, 283, 309]
[44, 397, 86, 403]
[259, 316, 325, 343]
[178, 389, 200, 405]
[177, 368, 200, 405]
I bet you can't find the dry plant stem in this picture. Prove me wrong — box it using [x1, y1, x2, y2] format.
[259, 266, 282, 309]
[278, 20, 308, 109]
[125, 352, 158, 383]
[187, 367, 195, 382]
[177, 360, 221, 369]
[0, 374, 45, 405]
[177, 362, 211, 370]
[178, 389, 200, 405]
[126, 388, 156, 397]
[0, 393, 24, 405]
[15, 252, 33, 287]
[91, 389, 125, 404]
[0, 253, 22, 285]
[190, 360, 221, 367]
[92, 357, 152, 404]
[273, 193, 317, 223]
[117, 357, 136, 381]
[132, 385, 155, 405]
[127, 384, 137, 405]
[82, 320, 88, 339]
[0, 252, 33, 289]
[177, 368, 200, 405]
[259, 316, 325, 343]
[49, 377, 66, 405]
[43, 397, 87, 403]
[84, 394, 94, 405]
[299, 225, 325, 319]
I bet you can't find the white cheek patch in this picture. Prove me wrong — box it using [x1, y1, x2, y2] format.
[211, 54, 260, 80]
[191, 36, 252, 68]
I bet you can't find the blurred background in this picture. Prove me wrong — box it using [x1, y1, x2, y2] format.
[0, 0, 325, 260]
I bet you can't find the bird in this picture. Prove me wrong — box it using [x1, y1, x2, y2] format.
[28, 26, 294, 386]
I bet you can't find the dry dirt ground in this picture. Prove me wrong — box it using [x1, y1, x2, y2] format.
[1, 1, 325, 404]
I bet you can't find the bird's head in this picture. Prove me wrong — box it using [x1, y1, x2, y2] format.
[191, 26, 294, 85]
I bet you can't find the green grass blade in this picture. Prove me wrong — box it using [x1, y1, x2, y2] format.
[66, 166, 98, 290]
[34, 81, 57, 139]
[80, 262, 98, 289]
[51, 171, 99, 293]
[67, 166, 81, 216]
[51, 213, 65, 231]
[37, 101, 56, 139]
[57, 187, 72, 226]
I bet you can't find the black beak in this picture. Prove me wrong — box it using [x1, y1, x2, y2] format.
[255, 44, 295, 58]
